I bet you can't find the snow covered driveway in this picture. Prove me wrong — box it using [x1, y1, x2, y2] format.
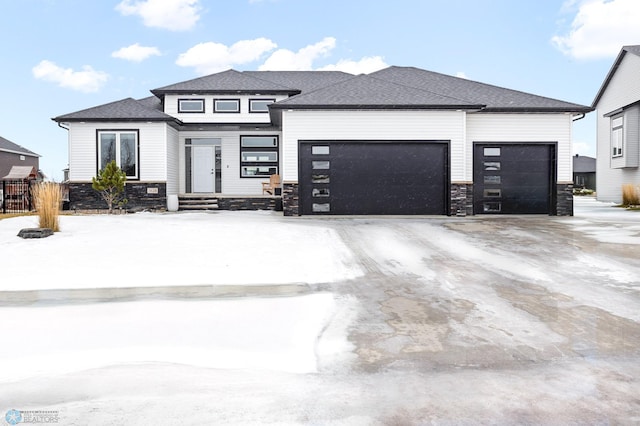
[1, 197, 640, 424]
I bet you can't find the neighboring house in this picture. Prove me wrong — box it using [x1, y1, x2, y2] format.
[592, 45, 640, 203]
[0, 136, 40, 180]
[53, 67, 591, 216]
[573, 154, 596, 190]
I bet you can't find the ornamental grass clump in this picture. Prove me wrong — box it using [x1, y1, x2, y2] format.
[621, 183, 640, 207]
[31, 181, 62, 232]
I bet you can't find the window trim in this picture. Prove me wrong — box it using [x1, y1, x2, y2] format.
[240, 135, 279, 178]
[96, 129, 140, 180]
[249, 98, 275, 113]
[611, 115, 624, 158]
[214, 98, 241, 113]
[178, 98, 205, 113]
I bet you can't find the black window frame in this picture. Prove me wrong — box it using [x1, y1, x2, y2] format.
[96, 129, 140, 180]
[178, 98, 205, 113]
[249, 98, 275, 113]
[611, 114, 624, 158]
[239, 135, 279, 178]
[214, 98, 241, 113]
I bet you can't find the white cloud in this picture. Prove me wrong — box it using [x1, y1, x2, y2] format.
[32, 60, 109, 93]
[116, 0, 201, 31]
[176, 38, 277, 74]
[552, 0, 640, 59]
[259, 37, 336, 71]
[317, 56, 388, 74]
[112, 43, 161, 62]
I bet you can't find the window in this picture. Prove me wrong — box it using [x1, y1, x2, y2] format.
[214, 99, 240, 113]
[178, 99, 204, 113]
[97, 130, 138, 178]
[249, 99, 275, 113]
[240, 136, 279, 177]
[612, 116, 623, 157]
[312, 146, 330, 155]
[483, 147, 501, 156]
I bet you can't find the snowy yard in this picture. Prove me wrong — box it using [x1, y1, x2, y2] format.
[1, 198, 640, 424]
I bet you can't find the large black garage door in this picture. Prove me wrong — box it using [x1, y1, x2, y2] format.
[473, 143, 556, 214]
[299, 141, 449, 215]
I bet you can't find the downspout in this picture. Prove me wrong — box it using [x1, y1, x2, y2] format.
[572, 113, 586, 122]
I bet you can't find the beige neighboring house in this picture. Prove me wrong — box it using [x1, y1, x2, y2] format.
[592, 45, 640, 203]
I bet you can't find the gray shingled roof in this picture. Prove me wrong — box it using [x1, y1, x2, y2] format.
[243, 71, 354, 94]
[370, 66, 592, 113]
[271, 74, 484, 110]
[0, 136, 39, 157]
[53, 97, 178, 122]
[573, 154, 596, 173]
[151, 69, 300, 95]
[592, 45, 640, 107]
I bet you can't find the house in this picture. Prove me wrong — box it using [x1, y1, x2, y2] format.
[573, 154, 596, 190]
[53, 67, 592, 215]
[592, 45, 640, 203]
[0, 136, 40, 180]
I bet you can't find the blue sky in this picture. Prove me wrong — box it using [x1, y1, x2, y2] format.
[1, 0, 639, 181]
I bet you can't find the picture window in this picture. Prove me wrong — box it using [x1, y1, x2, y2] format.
[249, 99, 275, 113]
[97, 130, 138, 179]
[214, 99, 240, 113]
[178, 99, 204, 113]
[240, 136, 279, 178]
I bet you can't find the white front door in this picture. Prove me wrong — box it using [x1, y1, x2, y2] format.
[192, 146, 215, 193]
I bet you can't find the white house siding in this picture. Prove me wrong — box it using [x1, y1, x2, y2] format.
[177, 130, 282, 195]
[466, 113, 573, 182]
[281, 110, 466, 182]
[166, 126, 179, 195]
[164, 95, 289, 124]
[595, 53, 640, 202]
[68, 122, 168, 182]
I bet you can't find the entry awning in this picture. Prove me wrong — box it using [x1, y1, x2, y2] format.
[2, 166, 38, 180]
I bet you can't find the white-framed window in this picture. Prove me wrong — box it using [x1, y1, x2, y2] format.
[612, 115, 624, 157]
[214, 99, 240, 113]
[240, 136, 279, 177]
[178, 99, 205, 113]
[249, 98, 275, 113]
[97, 130, 139, 179]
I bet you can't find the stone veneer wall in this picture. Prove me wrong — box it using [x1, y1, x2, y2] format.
[282, 182, 299, 216]
[68, 182, 167, 212]
[217, 197, 278, 211]
[450, 183, 473, 216]
[556, 183, 574, 216]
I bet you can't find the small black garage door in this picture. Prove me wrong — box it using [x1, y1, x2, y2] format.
[473, 143, 556, 214]
[299, 141, 449, 215]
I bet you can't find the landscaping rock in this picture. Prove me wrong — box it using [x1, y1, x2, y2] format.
[17, 228, 54, 239]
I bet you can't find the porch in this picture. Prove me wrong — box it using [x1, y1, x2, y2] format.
[177, 194, 282, 212]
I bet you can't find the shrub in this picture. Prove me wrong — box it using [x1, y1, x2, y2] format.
[621, 183, 640, 206]
[31, 182, 62, 231]
[92, 161, 127, 214]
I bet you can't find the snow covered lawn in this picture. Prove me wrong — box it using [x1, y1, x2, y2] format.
[0, 211, 363, 291]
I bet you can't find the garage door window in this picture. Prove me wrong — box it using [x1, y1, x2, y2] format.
[312, 161, 330, 169]
[312, 146, 330, 155]
[484, 162, 501, 171]
[483, 147, 501, 156]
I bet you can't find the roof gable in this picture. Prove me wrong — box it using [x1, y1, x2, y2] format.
[271, 73, 484, 110]
[592, 45, 640, 108]
[53, 97, 178, 123]
[0, 136, 39, 157]
[371, 66, 591, 113]
[151, 69, 300, 95]
[243, 71, 353, 94]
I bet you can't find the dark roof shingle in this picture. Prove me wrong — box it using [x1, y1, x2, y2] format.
[0, 136, 39, 157]
[271, 73, 484, 110]
[53, 97, 178, 122]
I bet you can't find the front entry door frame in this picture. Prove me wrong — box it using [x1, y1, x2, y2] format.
[189, 138, 222, 193]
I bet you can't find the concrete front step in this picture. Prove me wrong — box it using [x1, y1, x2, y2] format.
[178, 195, 219, 211]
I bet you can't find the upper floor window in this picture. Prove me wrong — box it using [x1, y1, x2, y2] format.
[214, 99, 240, 113]
[178, 99, 204, 113]
[612, 115, 623, 157]
[249, 99, 275, 113]
[97, 130, 139, 179]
